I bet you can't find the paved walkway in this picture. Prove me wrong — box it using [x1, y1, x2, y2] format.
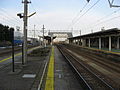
[45, 46, 82, 90]
[0, 46, 83, 90]
[0, 46, 49, 90]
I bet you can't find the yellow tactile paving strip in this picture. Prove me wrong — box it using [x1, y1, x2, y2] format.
[45, 47, 54, 90]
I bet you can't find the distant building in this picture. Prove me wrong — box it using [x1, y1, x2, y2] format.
[48, 32, 73, 43]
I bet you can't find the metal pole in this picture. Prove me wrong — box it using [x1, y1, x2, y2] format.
[23, 0, 29, 63]
[34, 25, 35, 38]
[22, 42, 24, 65]
[80, 30, 81, 36]
[42, 25, 45, 47]
[11, 29, 15, 72]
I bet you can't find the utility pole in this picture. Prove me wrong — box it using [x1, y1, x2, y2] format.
[91, 30, 93, 33]
[22, 0, 31, 64]
[34, 25, 36, 38]
[42, 25, 45, 47]
[80, 30, 81, 36]
[17, 0, 35, 65]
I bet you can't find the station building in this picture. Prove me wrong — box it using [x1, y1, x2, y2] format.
[48, 32, 73, 43]
[68, 28, 120, 51]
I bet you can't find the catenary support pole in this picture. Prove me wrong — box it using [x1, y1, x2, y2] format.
[42, 25, 45, 47]
[99, 37, 101, 49]
[109, 36, 112, 51]
[22, 0, 30, 63]
[89, 38, 91, 47]
[34, 25, 36, 38]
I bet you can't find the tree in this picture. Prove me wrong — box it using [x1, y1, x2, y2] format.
[0, 23, 14, 42]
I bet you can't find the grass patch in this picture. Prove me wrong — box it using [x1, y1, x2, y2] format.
[28, 47, 51, 57]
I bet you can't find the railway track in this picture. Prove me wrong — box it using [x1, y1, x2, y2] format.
[0, 45, 35, 55]
[65, 44, 120, 73]
[0, 46, 39, 70]
[57, 45, 115, 90]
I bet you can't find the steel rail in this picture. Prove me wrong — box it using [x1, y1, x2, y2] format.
[57, 45, 114, 90]
[57, 45, 92, 90]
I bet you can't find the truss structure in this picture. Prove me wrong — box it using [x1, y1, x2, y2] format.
[108, 0, 120, 8]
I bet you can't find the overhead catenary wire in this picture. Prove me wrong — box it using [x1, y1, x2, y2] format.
[72, 3, 88, 23]
[0, 17, 16, 27]
[0, 8, 22, 28]
[85, 8, 120, 30]
[0, 8, 21, 24]
[68, 0, 101, 30]
[90, 14, 120, 29]
[96, 8, 120, 22]
[72, 0, 101, 26]
[29, 2, 43, 36]
[67, 3, 88, 30]
[0, 12, 20, 25]
[30, 1, 42, 25]
[0, 13, 18, 27]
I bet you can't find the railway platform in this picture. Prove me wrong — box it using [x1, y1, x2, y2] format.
[0, 46, 49, 90]
[44, 46, 82, 90]
[1, 44, 119, 90]
[0, 46, 82, 90]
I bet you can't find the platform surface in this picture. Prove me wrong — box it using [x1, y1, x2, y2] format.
[54, 46, 82, 90]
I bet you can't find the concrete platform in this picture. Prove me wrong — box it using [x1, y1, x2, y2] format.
[69, 44, 120, 62]
[54, 46, 82, 90]
[0, 46, 50, 90]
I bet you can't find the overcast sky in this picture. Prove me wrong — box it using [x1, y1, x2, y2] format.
[0, 0, 120, 37]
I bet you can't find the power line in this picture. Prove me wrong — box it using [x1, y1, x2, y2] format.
[0, 12, 20, 26]
[96, 8, 120, 22]
[92, 15, 120, 28]
[0, 8, 21, 24]
[72, 0, 101, 26]
[67, 3, 88, 29]
[85, 8, 120, 30]
[72, 3, 88, 23]
[0, 18, 16, 27]
[29, 1, 42, 25]
[0, 8, 22, 28]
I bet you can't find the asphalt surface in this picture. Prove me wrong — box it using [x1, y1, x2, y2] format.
[0, 46, 49, 90]
[54, 46, 83, 90]
[0, 46, 83, 90]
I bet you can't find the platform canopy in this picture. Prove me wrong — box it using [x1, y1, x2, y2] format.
[69, 28, 120, 39]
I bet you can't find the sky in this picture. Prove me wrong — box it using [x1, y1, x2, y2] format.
[0, 0, 120, 37]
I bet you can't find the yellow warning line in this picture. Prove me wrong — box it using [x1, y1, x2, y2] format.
[45, 47, 54, 90]
[0, 47, 39, 63]
[77, 45, 120, 55]
[84, 46, 120, 55]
